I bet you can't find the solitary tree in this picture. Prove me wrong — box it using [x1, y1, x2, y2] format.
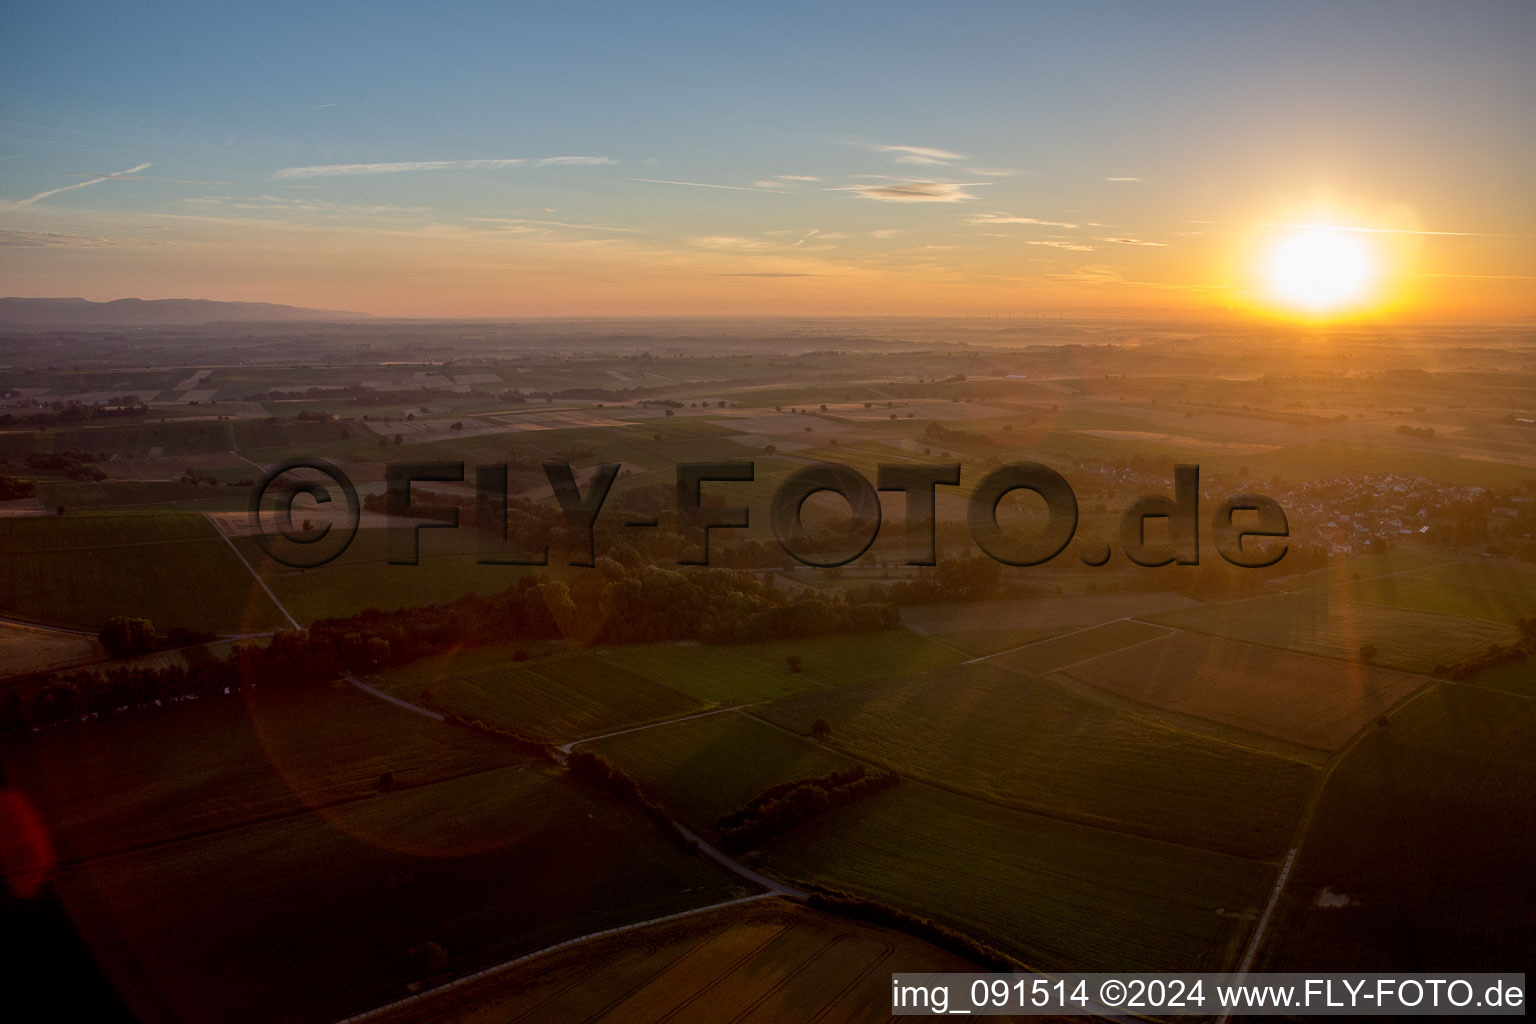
[1359, 641, 1379, 663]
[786, 654, 803, 674]
[810, 718, 832, 740]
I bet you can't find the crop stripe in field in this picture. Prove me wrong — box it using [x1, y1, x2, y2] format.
[328, 893, 779, 1024]
[344, 673, 444, 722]
[1218, 679, 1450, 1023]
[203, 512, 299, 629]
[960, 616, 1173, 666]
[556, 703, 746, 753]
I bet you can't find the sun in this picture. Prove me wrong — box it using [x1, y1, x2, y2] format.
[1263, 227, 1377, 314]
[1266, 229, 1374, 311]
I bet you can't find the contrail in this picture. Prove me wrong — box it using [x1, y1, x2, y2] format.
[14, 161, 152, 207]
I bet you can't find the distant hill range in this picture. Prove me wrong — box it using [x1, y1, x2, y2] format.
[0, 297, 374, 325]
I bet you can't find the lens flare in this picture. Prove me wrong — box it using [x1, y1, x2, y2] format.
[1264, 228, 1376, 313]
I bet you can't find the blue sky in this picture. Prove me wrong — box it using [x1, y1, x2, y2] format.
[2, 1, 1532, 316]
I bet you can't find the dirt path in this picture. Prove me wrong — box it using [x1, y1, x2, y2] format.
[203, 512, 300, 630]
[330, 894, 779, 1024]
[211, 535, 811, 927]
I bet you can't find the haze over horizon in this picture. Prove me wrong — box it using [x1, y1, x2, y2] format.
[2, 1, 1533, 320]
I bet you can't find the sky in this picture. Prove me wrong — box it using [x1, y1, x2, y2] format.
[1, 0, 1533, 319]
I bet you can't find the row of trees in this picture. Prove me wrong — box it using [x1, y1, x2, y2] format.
[716, 766, 901, 852]
[4, 561, 898, 735]
[1432, 617, 1536, 680]
[565, 751, 689, 845]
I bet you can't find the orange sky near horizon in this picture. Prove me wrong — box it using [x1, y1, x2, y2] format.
[2, 3, 1532, 322]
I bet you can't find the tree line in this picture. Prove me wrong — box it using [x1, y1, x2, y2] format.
[1, 562, 898, 736]
[716, 765, 901, 853]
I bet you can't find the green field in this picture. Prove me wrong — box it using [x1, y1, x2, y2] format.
[718, 630, 961, 687]
[901, 592, 1199, 659]
[5, 683, 747, 1024]
[3, 682, 519, 861]
[756, 661, 1315, 857]
[51, 763, 747, 1024]
[589, 710, 859, 833]
[373, 647, 705, 741]
[0, 512, 288, 633]
[1145, 590, 1517, 674]
[1261, 683, 1536, 972]
[989, 619, 1170, 675]
[37, 480, 253, 511]
[758, 781, 1273, 973]
[1345, 561, 1536, 625]
[595, 642, 822, 704]
[238, 525, 589, 624]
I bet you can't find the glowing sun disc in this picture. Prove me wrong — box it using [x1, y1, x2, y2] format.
[1265, 228, 1375, 312]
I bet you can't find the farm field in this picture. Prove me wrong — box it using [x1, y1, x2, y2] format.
[2, 682, 523, 862]
[1268, 548, 1459, 591]
[373, 647, 705, 742]
[1061, 631, 1431, 750]
[4, 317, 1536, 1020]
[756, 781, 1274, 973]
[718, 630, 960, 688]
[0, 620, 100, 679]
[1465, 657, 1536, 699]
[589, 710, 860, 833]
[595, 642, 820, 704]
[1261, 683, 1536, 972]
[366, 897, 1052, 1024]
[987, 618, 1171, 675]
[47, 760, 748, 1024]
[35, 479, 251, 511]
[0, 512, 288, 633]
[900, 591, 1199, 657]
[267, 558, 582, 626]
[1144, 590, 1518, 674]
[1343, 561, 1536, 625]
[756, 661, 1315, 856]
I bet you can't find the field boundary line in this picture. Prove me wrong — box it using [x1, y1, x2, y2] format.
[329, 893, 779, 1024]
[556, 703, 745, 753]
[344, 673, 444, 722]
[203, 512, 300, 630]
[741, 709, 1276, 863]
[1044, 626, 1179, 675]
[962, 617, 1174, 666]
[1219, 679, 1450, 1016]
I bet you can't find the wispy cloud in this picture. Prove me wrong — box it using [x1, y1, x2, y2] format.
[829, 181, 984, 203]
[1025, 239, 1096, 251]
[13, 161, 152, 207]
[630, 178, 789, 194]
[846, 142, 966, 165]
[1255, 221, 1504, 237]
[964, 212, 1079, 229]
[775, 174, 821, 182]
[1101, 237, 1166, 246]
[966, 167, 1020, 177]
[715, 272, 827, 277]
[0, 230, 132, 247]
[1104, 176, 1140, 182]
[274, 157, 615, 179]
[465, 216, 640, 234]
[184, 194, 431, 217]
[690, 232, 831, 251]
[312, 102, 336, 109]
